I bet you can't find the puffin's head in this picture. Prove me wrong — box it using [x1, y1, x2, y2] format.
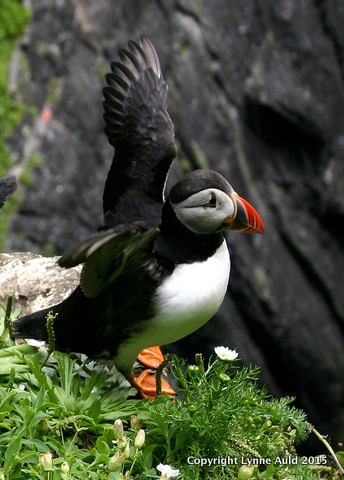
[169, 170, 264, 235]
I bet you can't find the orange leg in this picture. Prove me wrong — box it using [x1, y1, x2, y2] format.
[130, 346, 176, 399]
[137, 346, 165, 368]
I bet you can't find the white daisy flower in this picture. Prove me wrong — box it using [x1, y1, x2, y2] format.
[214, 346, 238, 361]
[25, 339, 46, 348]
[157, 463, 181, 479]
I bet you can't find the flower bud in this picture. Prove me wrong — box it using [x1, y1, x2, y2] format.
[238, 464, 256, 480]
[134, 429, 145, 448]
[38, 452, 53, 470]
[113, 419, 124, 440]
[130, 415, 143, 430]
[123, 439, 131, 458]
[108, 451, 125, 472]
[61, 461, 70, 473]
[187, 365, 199, 372]
[36, 418, 48, 435]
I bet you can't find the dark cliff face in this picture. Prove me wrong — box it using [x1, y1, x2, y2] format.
[5, 0, 344, 447]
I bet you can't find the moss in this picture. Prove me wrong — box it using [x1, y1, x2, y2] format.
[179, 41, 192, 56]
[0, 0, 32, 248]
[42, 241, 57, 256]
[97, 59, 109, 83]
[19, 153, 43, 187]
[0, 0, 31, 145]
[46, 76, 62, 104]
[0, 188, 21, 238]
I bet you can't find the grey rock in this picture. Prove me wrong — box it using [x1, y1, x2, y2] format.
[0, 253, 81, 316]
[3, 0, 344, 447]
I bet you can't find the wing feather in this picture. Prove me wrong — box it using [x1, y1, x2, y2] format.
[58, 224, 159, 298]
[102, 36, 176, 226]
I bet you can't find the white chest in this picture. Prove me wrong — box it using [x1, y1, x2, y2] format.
[154, 239, 230, 340]
[115, 240, 230, 372]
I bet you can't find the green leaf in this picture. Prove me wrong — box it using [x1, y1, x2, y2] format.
[336, 451, 344, 468]
[45, 437, 66, 455]
[95, 437, 110, 456]
[56, 352, 76, 394]
[53, 386, 76, 413]
[31, 387, 46, 410]
[3, 435, 22, 473]
[22, 438, 52, 452]
[86, 396, 101, 421]
[175, 429, 189, 451]
[142, 444, 156, 470]
[87, 453, 110, 469]
[259, 464, 275, 478]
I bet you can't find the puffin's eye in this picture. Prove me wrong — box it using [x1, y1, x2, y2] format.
[206, 193, 217, 208]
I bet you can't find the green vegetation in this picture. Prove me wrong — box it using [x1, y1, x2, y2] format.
[0, 0, 31, 144]
[19, 153, 43, 187]
[0, 0, 32, 246]
[0, 297, 342, 479]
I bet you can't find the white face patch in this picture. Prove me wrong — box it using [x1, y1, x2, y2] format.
[172, 188, 235, 233]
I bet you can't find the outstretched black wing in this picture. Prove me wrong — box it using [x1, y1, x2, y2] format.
[15, 222, 161, 361]
[0, 176, 17, 208]
[102, 36, 176, 227]
[58, 222, 159, 298]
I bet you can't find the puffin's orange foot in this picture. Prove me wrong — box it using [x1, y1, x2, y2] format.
[131, 346, 176, 399]
[137, 346, 165, 369]
[131, 369, 176, 399]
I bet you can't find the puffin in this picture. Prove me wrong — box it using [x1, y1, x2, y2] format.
[13, 37, 264, 395]
[0, 176, 17, 209]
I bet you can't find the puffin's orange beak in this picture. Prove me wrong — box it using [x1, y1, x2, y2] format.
[224, 192, 265, 234]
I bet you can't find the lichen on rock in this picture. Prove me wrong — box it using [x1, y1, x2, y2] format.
[0, 252, 81, 316]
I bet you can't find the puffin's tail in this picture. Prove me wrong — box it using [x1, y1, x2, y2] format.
[13, 306, 56, 342]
